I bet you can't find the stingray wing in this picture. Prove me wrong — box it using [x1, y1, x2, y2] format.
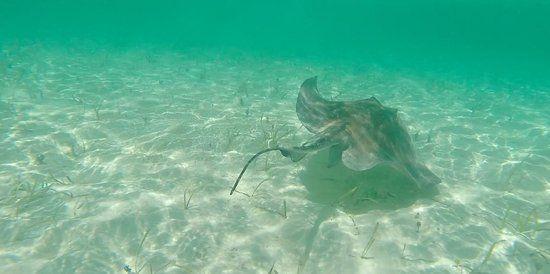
[296, 77, 381, 170]
[296, 77, 344, 134]
[341, 144, 381, 171]
[335, 98, 386, 171]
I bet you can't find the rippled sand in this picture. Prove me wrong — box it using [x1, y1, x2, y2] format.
[0, 43, 548, 273]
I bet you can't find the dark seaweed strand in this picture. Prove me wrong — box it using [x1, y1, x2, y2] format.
[230, 147, 283, 195]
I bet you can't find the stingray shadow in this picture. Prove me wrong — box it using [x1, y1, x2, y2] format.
[299, 148, 439, 215]
[295, 148, 439, 273]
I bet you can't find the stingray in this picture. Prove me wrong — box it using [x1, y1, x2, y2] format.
[230, 76, 440, 195]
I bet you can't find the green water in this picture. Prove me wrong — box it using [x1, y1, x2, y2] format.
[0, 1, 549, 274]
[3, 1, 550, 77]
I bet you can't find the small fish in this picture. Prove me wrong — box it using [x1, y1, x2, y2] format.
[123, 265, 134, 273]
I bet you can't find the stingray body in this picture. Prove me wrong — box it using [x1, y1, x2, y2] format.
[230, 77, 440, 195]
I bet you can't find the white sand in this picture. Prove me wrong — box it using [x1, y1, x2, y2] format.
[0, 43, 548, 273]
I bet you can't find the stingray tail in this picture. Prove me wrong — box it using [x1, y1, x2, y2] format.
[230, 147, 307, 195]
[403, 162, 441, 189]
[280, 147, 308, 162]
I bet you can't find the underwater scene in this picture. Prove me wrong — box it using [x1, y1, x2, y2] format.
[0, 1, 549, 273]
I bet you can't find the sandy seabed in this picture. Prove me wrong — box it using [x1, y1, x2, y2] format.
[0, 43, 548, 273]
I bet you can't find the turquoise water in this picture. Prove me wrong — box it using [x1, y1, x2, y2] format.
[1, 1, 549, 274]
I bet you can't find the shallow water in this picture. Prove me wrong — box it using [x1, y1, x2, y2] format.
[1, 2, 550, 274]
